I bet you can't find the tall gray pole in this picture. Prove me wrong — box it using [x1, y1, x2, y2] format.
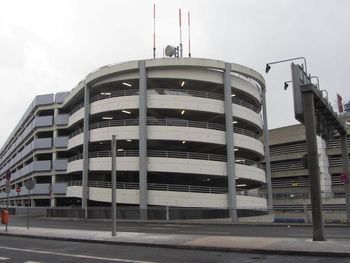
[82, 82, 90, 219]
[261, 88, 273, 211]
[139, 60, 148, 220]
[224, 63, 238, 222]
[340, 133, 350, 223]
[6, 192, 9, 212]
[302, 89, 325, 241]
[27, 190, 30, 229]
[111, 135, 117, 236]
[6, 191, 9, 231]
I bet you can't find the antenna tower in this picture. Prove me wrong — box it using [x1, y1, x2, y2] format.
[153, 4, 156, 59]
[179, 9, 183, 57]
[188, 11, 191, 57]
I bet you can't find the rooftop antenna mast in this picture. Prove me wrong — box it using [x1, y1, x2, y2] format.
[153, 4, 156, 59]
[188, 11, 191, 57]
[179, 9, 183, 57]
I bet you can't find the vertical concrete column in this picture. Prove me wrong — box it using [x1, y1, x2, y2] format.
[302, 90, 325, 241]
[82, 82, 90, 218]
[51, 151, 57, 208]
[51, 108, 59, 208]
[138, 60, 148, 220]
[51, 150, 57, 208]
[340, 133, 350, 223]
[224, 63, 238, 222]
[261, 87, 273, 211]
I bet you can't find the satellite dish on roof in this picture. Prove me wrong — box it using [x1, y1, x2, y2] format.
[165, 45, 177, 57]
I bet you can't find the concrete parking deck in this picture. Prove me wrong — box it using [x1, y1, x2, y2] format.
[1, 225, 350, 257]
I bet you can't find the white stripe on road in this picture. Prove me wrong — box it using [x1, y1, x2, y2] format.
[0, 257, 10, 260]
[0, 246, 156, 263]
[179, 230, 228, 235]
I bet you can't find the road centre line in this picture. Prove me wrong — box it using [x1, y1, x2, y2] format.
[0, 246, 156, 263]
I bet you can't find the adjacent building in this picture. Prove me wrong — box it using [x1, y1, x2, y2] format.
[268, 102, 350, 209]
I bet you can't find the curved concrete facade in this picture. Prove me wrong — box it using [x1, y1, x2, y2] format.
[0, 58, 269, 217]
[66, 185, 267, 209]
[62, 57, 268, 215]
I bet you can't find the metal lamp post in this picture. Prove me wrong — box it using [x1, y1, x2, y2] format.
[111, 135, 117, 236]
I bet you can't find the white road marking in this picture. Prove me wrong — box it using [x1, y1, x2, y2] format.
[0, 257, 10, 260]
[162, 224, 200, 228]
[0, 246, 156, 263]
[179, 230, 228, 235]
[24, 261, 43, 263]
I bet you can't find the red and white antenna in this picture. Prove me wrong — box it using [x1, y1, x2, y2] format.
[188, 11, 191, 57]
[153, 4, 156, 59]
[179, 8, 183, 57]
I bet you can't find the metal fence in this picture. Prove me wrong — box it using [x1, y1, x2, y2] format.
[67, 180, 264, 197]
[67, 149, 264, 170]
[239, 208, 348, 224]
[1, 205, 348, 224]
[69, 88, 261, 117]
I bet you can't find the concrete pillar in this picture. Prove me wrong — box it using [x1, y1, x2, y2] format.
[138, 60, 148, 220]
[82, 83, 90, 218]
[302, 90, 325, 241]
[51, 118, 58, 208]
[261, 87, 273, 211]
[50, 173, 56, 208]
[224, 63, 238, 222]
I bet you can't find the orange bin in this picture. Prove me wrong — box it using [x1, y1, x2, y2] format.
[1, 210, 8, 224]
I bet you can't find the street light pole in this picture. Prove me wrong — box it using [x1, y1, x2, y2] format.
[111, 135, 117, 236]
[266, 57, 307, 74]
[27, 189, 31, 229]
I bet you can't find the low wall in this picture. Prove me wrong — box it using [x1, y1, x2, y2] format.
[46, 207, 268, 220]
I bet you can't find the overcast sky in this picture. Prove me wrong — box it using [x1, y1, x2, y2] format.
[0, 0, 349, 146]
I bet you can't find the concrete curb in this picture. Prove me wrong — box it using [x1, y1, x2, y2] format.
[41, 217, 350, 228]
[1, 230, 350, 258]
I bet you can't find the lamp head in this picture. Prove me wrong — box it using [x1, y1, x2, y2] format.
[265, 64, 271, 73]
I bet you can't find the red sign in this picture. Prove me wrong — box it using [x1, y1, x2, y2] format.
[337, 93, 343, 113]
[340, 173, 348, 183]
[16, 187, 21, 193]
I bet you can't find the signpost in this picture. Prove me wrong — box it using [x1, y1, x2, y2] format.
[4, 181, 11, 231]
[48, 184, 53, 197]
[5, 170, 11, 181]
[24, 179, 35, 229]
[16, 187, 21, 206]
[341, 173, 348, 184]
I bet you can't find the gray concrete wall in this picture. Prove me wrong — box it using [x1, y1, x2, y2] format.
[269, 124, 306, 145]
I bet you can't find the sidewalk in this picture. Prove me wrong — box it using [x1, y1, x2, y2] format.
[1, 225, 350, 257]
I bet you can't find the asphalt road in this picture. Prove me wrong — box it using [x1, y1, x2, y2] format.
[5, 215, 350, 240]
[0, 235, 348, 263]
